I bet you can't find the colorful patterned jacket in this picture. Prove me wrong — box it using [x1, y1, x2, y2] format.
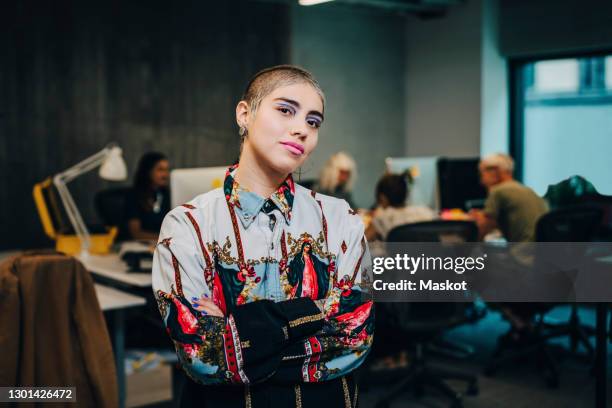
[152, 165, 374, 405]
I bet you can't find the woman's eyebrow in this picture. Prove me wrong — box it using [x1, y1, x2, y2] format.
[274, 97, 324, 121]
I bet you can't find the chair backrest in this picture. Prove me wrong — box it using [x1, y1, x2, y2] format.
[0, 252, 118, 403]
[94, 187, 131, 239]
[387, 220, 478, 243]
[95, 187, 130, 225]
[580, 193, 612, 241]
[382, 221, 479, 335]
[536, 206, 603, 242]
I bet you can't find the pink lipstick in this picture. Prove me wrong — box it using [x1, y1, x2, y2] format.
[280, 141, 305, 156]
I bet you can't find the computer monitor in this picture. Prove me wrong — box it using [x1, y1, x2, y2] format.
[385, 156, 440, 210]
[437, 157, 487, 210]
[170, 166, 228, 208]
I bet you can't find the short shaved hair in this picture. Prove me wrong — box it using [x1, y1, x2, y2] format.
[241, 65, 325, 116]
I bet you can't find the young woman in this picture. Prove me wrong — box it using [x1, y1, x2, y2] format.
[152, 66, 374, 408]
[125, 152, 171, 241]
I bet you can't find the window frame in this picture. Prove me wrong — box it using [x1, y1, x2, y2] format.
[509, 49, 612, 184]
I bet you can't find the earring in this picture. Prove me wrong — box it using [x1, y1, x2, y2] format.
[239, 126, 248, 137]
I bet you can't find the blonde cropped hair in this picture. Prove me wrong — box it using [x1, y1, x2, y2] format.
[318, 152, 357, 192]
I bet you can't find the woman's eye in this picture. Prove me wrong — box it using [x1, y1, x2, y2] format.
[278, 106, 293, 115]
[307, 119, 321, 129]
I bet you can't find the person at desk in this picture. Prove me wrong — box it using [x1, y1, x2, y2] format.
[152, 65, 373, 408]
[470, 153, 547, 242]
[470, 153, 548, 335]
[365, 172, 436, 242]
[125, 152, 171, 241]
[316, 151, 357, 209]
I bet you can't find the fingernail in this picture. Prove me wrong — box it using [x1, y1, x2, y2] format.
[204, 294, 209, 298]
[191, 297, 197, 301]
[191, 303, 198, 308]
[201, 311, 207, 315]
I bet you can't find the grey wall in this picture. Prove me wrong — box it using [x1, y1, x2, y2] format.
[0, 0, 290, 250]
[290, 4, 406, 209]
[403, 0, 484, 158]
[480, 0, 508, 155]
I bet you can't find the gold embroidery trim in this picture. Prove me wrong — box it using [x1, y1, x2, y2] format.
[288, 313, 324, 328]
[294, 385, 302, 408]
[342, 377, 351, 408]
[241, 340, 251, 349]
[245, 386, 252, 408]
[282, 354, 309, 361]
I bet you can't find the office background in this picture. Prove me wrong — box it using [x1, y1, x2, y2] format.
[3, 0, 612, 250]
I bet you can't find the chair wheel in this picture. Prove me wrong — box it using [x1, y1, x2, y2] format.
[466, 382, 479, 396]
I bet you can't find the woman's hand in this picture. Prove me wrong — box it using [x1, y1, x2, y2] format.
[191, 295, 224, 317]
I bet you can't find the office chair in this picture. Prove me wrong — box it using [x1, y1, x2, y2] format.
[485, 206, 603, 388]
[374, 221, 480, 408]
[0, 252, 118, 405]
[94, 187, 131, 240]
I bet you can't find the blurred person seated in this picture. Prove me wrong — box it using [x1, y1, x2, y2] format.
[470, 154, 548, 339]
[125, 152, 170, 242]
[365, 172, 436, 242]
[470, 153, 547, 242]
[316, 151, 357, 208]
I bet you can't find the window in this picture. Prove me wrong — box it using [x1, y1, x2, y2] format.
[606, 56, 612, 90]
[533, 59, 579, 93]
[512, 53, 612, 196]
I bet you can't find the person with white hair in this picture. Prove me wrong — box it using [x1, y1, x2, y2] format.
[470, 153, 547, 242]
[316, 151, 357, 208]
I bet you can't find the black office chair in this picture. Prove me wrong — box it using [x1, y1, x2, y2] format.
[485, 206, 603, 387]
[537, 206, 603, 359]
[373, 221, 480, 408]
[94, 187, 131, 240]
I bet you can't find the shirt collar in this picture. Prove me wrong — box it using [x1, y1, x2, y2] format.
[223, 164, 295, 228]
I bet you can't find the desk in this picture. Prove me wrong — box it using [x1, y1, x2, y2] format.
[95, 284, 146, 408]
[80, 253, 152, 287]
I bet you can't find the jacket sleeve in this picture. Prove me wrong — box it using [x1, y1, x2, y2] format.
[73, 260, 119, 407]
[0, 260, 20, 386]
[271, 204, 375, 383]
[152, 209, 325, 385]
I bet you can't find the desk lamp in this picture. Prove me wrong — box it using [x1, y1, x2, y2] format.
[53, 144, 127, 257]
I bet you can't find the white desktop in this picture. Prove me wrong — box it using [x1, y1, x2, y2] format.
[170, 166, 228, 208]
[385, 156, 440, 211]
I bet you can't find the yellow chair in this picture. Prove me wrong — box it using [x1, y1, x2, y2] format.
[33, 178, 117, 255]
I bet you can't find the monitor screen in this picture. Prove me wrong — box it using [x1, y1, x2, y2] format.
[170, 166, 228, 208]
[437, 157, 487, 210]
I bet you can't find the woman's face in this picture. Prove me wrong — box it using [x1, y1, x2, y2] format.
[338, 169, 351, 186]
[239, 82, 324, 175]
[150, 159, 170, 188]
